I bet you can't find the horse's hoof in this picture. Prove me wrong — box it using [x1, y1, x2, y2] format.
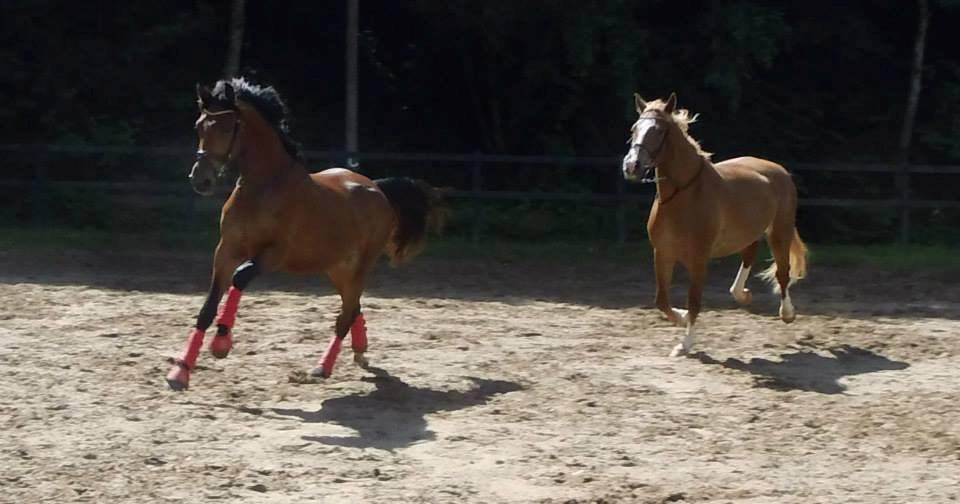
[165, 365, 190, 391]
[309, 367, 331, 379]
[669, 308, 690, 327]
[780, 306, 796, 323]
[353, 352, 370, 369]
[733, 289, 753, 306]
[210, 334, 233, 359]
[669, 344, 689, 358]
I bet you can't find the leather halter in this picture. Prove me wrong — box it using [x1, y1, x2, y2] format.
[631, 115, 670, 184]
[631, 114, 704, 205]
[195, 108, 241, 171]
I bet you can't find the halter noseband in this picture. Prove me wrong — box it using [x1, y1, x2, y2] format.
[196, 108, 241, 171]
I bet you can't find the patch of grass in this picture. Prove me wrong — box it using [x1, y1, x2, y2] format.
[422, 237, 649, 262]
[1, 226, 956, 271]
[0, 226, 219, 252]
[806, 243, 960, 271]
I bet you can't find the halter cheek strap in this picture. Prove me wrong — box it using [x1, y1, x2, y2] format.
[196, 109, 242, 171]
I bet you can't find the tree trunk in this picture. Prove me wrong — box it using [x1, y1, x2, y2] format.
[460, 45, 494, 152]
[897, 0, 928, 163]
[222, 0, 246, 79]
[896, 0, 929, 243]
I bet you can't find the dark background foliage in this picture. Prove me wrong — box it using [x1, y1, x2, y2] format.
[1, 1, 958, 243]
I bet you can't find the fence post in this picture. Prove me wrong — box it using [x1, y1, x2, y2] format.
[30, 150, 51, 224]
[897, 163, 911, 242]
[615, 168, 627, 244]
[471, 151, 483, 242]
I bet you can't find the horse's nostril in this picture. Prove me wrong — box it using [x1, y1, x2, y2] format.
[194, 178, 213, 193]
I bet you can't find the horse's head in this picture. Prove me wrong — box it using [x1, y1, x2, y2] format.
[191, 81, 243, 196]
[622, 92, 677, 183]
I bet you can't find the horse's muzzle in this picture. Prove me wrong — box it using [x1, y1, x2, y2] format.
[189, 164, 216, 196]
[192, 177, 214, 196]
[623, 161, 657, 183]
[639, 164, 658, 184]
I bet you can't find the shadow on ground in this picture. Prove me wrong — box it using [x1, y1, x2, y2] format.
[690, 344, 911, 394]
[261, 367, 523, 450]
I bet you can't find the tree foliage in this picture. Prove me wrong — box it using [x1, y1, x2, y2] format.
[1, 0, 958, 165]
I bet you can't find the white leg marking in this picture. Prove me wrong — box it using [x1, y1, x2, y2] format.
[670, 320, 697, 357]
[669, 308, 689, 327]
[780, 290, 796, 323]
[729, 264, 752, 305]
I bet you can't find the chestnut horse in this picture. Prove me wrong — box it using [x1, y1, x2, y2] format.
[166, 78, 440, 390]
[622, 93, 808, 357]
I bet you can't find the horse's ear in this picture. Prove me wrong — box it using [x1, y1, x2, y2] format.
[665, 92, 678, 113]
[223, 82, 237, 107]
[196, 83, 213, 108]
[634, 93, 647, 112]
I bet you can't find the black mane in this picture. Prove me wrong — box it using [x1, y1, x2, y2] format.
[210, 77, 304, 161]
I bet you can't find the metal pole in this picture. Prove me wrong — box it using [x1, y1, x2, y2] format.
[471, 151, 483, 242]
[222, 0, 246, 79]
[31, 152, 51, 224]
[616, 168, 627, 244]
[897, 166, 911, 243]
[345, 0, 359, 168]
[896, 0, 928, 243]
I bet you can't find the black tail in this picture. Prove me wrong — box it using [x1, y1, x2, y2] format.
[374, 177, 442, 264]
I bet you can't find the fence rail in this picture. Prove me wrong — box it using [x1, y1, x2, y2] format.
[2, 144, 958, 242]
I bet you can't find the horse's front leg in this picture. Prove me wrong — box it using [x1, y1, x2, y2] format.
[654, 249, 688, 326]
[210, 260, 260, 358]
[165, 245, 243, 390]
[670, 260, 707, 357]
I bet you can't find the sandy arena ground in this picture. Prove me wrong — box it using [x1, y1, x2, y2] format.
[1, 247, 958, 503]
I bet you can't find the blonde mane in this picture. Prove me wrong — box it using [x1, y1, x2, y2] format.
[644, 99, 713, 160]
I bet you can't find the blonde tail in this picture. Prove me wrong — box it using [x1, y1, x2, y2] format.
[758, 228, 808, 294]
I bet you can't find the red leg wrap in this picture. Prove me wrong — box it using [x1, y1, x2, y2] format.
[317, 335, 343, 378]
[166, 328, 205, 390]
[216, 287, 243, 328]
[350, 313, 367, 353]
[211, 287, 242, 358]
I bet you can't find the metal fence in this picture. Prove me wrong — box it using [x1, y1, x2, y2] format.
[2, 144, 960, 242]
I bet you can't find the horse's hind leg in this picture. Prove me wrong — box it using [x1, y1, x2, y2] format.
[311, 261, 372, 378]
[729, 240, 760, 306]
[349, 308, 369, 369]
[767, 230, 796, 323]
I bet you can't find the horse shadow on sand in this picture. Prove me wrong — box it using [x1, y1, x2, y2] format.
[265, 367, 523, 451]
[690, 344, 910, 394]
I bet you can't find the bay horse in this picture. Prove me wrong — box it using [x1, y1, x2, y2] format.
[622, 93, 808, 357]
[166, 78, 441, 390]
